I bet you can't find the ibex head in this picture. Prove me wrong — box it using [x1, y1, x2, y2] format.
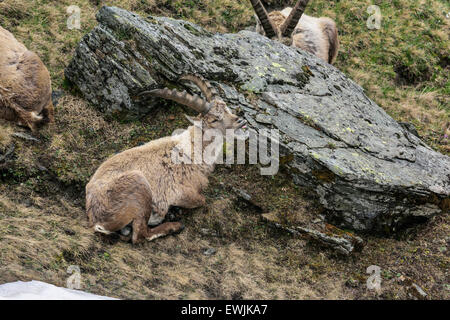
[251, 0, 310, 46]
[140, 75, 247, 134]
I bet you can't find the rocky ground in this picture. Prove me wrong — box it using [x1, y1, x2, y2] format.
[0, 0, 448, 299]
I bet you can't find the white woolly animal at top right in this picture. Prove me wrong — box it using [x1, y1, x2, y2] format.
[251, 0, 340, 64]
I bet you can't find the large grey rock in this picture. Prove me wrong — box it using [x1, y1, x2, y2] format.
[65, 6, 450, 234]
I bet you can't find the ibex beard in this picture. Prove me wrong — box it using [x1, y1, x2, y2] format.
[86, 75, 247, 244]
[171, 123, 280, 176]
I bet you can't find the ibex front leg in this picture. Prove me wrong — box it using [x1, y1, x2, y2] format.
[175, 189, 206, 209]
[146, 222, 185, 242]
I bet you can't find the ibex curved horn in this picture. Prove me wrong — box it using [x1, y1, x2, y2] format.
[140, 88, 212, 114]
[250, 0, 277, 38]
[280, 0, 310, 37]
[179, 74, 218, 102]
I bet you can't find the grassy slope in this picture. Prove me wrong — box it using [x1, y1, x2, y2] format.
[0, 0, 449, 299]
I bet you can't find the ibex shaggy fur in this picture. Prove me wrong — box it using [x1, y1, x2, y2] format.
[0, 26, 54, 132]
[86, 75, 247, 244]
[251, 0, 339, 64]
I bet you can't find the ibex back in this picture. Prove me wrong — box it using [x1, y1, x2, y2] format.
[0, 26, 54, 132]
[86, 75, 247, 244]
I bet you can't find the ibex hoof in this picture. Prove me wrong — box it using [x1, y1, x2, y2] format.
[120, 226, 132, 236]
[146, 233, 165, 242]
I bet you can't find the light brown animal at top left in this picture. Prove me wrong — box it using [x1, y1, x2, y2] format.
[0, 26, 54, 132]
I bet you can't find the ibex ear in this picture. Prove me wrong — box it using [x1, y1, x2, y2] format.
[185, 114, 202, 127]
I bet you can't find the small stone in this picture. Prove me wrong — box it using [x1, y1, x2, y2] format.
[408, 283, 427, 300]
[37, 164, 48, 172]
[234, 188, 264, 211]
[203, 248, 216, 256]
[12, 132, 39, 142]
[237, 189, 252, 201]
[121, 226, 132, 236]
[200, 228, 218, 237]
[51, 90, 64, 106]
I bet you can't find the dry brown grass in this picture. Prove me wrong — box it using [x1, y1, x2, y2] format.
[331, 0, 450, 153]
[1, 0, 448, 151]
[1, 160, 448, 299]
[0, 121, 14, 149]
[0, 0, 449, 300]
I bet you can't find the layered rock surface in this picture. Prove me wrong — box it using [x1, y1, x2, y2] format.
[65, 6, 449, 233]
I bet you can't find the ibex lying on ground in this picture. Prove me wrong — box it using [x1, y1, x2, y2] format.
[251, 0, 339, 64]
[86, 75, 247, 244]
[0, 26, 54, 132]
